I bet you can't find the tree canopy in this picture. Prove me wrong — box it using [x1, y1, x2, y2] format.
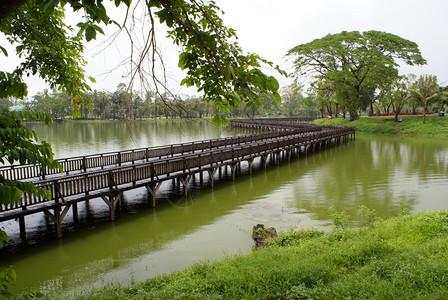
[0, 0, 284, 124]
[411, 74, 447, 123]
[286, 30, 426, 117]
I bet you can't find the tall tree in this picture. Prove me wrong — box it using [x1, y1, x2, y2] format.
[386, 75, 413, 122]
[281, 82, 304, 116]
[411, 75, 447, 124]
[286, 30, 426, 118]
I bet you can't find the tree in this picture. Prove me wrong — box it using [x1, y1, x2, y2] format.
[286, 30, 426, 118]
[32, 89, 72, 120]
[0, 1, 90, 99]
[411, 75, 447, 124]
[311, 79, 338, 118]
[281, 82, 304, 116]
[0, 97, 13, 110]
[386, 76, 413, 122]
[89, 90, 110, 119]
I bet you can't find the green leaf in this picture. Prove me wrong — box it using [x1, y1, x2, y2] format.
[0, 46, 8, 57]
[0, 230, 9, 245]
[85, 26, 96, 42]
[273, 91, 281, 103]
[0, 186, 22, 205]
[224, 64, 235, 82]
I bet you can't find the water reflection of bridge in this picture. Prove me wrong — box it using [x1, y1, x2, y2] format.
[0, 118, 355, 239]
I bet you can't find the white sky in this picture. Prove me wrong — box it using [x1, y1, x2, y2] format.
[3, 0, 448, 97]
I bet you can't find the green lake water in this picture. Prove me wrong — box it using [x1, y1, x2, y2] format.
[1, 119, 448, 296]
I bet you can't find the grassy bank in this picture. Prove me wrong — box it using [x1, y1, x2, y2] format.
[74, 211, 448, 299]
[313, 114, 448, 137]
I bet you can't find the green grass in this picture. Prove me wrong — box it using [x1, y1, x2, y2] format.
[313, 114, 448, 137]
[73, 211, 448, 300]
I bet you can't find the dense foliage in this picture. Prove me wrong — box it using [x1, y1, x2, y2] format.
[287, 31, 426, 118]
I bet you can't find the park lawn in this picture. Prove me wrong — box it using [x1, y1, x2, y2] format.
[75, 211, 448, 299]
[313, 114, 448, 137]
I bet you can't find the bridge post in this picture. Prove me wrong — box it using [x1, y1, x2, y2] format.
[72, 202, 79, 224]
[179, 175, 192, 197]
[230, 163, 237, 181]
[261, 154, 267, 169]
[248, 158, 254, 175]
[274, 152, 280, 165]
[101, 192, 123, 221]
[43, 204, 72, 239]
[286, 149, 292, 161]
[19, 215, 26, 240]
[207, 168, 218, 187]
[145, 182, 162, 208]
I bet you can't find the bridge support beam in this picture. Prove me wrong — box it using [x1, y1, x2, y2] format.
[229, 163, 238, 181]
[145, 182, 163, 208]
[19, 216, 26, 240]
[44, 204, 72, 239]
[72, 202, 79, 224]
[207, 167, 218, 187]
[179, 175, 192, 197]
[273, 152, 280, 165]
[261, 154, 268, 169]
[101, 192, 123, 221]
[248, 158, 254, 175]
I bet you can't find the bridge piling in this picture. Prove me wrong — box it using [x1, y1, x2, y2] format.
[101, 192, 122, 221]
[44, 204, 72, 239]
[19, 215, 26, 240]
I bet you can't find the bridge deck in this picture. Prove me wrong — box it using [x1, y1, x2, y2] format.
[0, 119, 355, 239]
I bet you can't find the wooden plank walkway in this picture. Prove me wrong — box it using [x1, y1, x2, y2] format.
[0, 119, 355, 239]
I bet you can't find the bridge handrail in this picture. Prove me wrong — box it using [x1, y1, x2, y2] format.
[0, 124, 324, 181]
[0, 126, 355, 213]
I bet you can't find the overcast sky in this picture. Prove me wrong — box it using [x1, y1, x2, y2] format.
[5, 0, 448, 97]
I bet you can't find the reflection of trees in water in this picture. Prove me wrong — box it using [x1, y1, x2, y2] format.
[289, 134, 448, 221]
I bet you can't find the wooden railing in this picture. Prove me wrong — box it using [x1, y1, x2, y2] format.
[0, 126, 354, 213]
[0, 125, 323, 181]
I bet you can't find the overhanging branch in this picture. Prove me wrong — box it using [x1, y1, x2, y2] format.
[0, 0, 29, 21]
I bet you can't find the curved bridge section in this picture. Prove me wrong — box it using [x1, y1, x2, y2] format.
[0, 119, 355, 239]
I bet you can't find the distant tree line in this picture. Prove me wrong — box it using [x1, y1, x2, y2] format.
[306, 74, 448, 123]
[1, 74, 446, 122]
[0, 82, 318, 120]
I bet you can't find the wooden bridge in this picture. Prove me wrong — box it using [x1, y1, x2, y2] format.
[0, 119, 355, 239]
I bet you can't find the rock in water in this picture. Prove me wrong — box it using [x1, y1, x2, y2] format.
[252, 224, 278, 247]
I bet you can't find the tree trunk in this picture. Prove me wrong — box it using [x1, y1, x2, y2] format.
[423, 100, 429, 124]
